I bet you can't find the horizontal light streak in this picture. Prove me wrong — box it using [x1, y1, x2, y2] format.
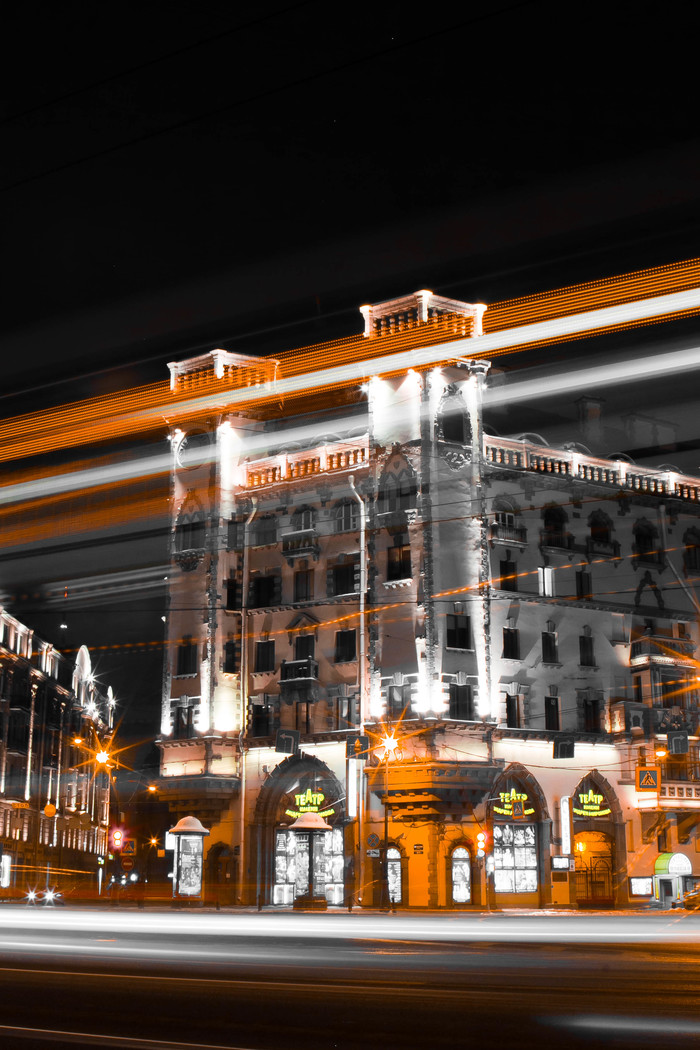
[0, 277, 699, 469]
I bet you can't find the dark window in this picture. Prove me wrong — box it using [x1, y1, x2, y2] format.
[251, 700, 274, 737]
[544, 696, 560, 731]
[503, 627, 520, 660]
[291, 507, 315, 531]
[589, 512, 612, 546]
[6, 712, 29, 752]
[223, 640, 238, 674]
[175, 705, 195, 739]
[446, 614, 471, 649]
[542, 505, 569, 549]
[295, 634, 315, 661]
[388, 683, 411, 718]
[294, 569, 312, 602]
[177, 515, 205, 551]
[542, 629, 558, 664]
[440, 404, 469, 443]
[254, 640, 275, 673]
[634, 520, 661, 563]
[252, 516, 277, 547]
[634, 675, 643, 703]
[448, 683, 474, 720]
[335, 501, 359, 533]
[176, 638, 197, 676]
[583, 695, 600, 733]
[225, 579, 240, 610]
[329, 561, 357, 596]
[387, 542, 412, 581]
[250, 574, 280, 608]
[579, 631, 595, 666]
[334, 630, 356, 662]
[506, 694, 521, 728]
[576, 569, 593, 600]
[227, 518, 244, 550]
[379, 472, 417, 512]
[683, 530, 700, 573]
[499, 559, 518, 592]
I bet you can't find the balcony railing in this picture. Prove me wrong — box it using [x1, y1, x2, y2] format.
[490, 522, 528, 546]
[279, 659, 320, 704]
[539, 530, 574, 551]
[282, 529, 320, 562]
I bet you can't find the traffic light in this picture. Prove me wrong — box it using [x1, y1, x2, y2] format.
[476, 831, 487, 858]
[112, 829, 124, 851]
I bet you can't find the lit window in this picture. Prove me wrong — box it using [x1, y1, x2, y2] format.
[538, 566, 555, 597]
[451, 846, 471, 903]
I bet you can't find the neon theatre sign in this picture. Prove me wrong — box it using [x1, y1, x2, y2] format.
[285, 788, 335, 819]
[493, 788, 535, 818]
[573, 788, 611, 818]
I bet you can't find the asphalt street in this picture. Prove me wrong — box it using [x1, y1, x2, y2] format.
[0, 909, 698, 1049]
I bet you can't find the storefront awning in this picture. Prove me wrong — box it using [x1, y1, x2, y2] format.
[654, 852, 693, 876]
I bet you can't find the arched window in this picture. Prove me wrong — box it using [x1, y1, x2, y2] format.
[633, 518, 662, 565]
[291, 507, 315, 532]
[492, 774, 539, 895]
[335, 501, 359, 533]
[176, 512, 206, 552]
[387, 847, 402, 904]
[438, 398, 471, 444]
[541, 505, 569, 549]
[451, 846, 471, 903]
[589, 510, 613, 547]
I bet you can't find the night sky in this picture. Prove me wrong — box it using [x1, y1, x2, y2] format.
[2, 1, 699, 748]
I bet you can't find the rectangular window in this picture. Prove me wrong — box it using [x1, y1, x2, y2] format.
[579, 634, 595, 666]
[223, 640, 238, 674]
[583, 695, 600, 733]
[251, 700, 273, 737]
[334, 630, 357, 663]
[295, 634, 315, 661]
[388, 683, 411, 719]
[446, 614, 471, 649]
[576, 569, 592, 600]
[254, 640, 275, 673]
[538, 566, 555, 597]
[506, 694, 521, 728]
[296, 701, 311, 734]
[175, 704, 195, 739]
[330, 562, 356, 596]
[493, 823, 538, 894]
[448, 683, 474, 720]
[503, 627, 520, 660]
[250, 574, 280, 608]
[387, 543, 412, 581]
[225, 579, 239, 611]
[500, 559, 518, 592]
[544, 695, 560, 731]
[175, 638, 197, 676]
[294, 569, 312, 602]
[542, 630, 558, 664]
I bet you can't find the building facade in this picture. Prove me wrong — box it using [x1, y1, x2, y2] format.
[157, 290, 700, 910]
[0, 610, 113, 898]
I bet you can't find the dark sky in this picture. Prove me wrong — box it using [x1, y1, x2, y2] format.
[1, 0, 699, 745]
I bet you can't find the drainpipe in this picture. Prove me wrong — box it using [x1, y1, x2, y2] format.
[238, 497, 257, 904]
[348, 475, 366, 906]
[659, 503, 700, 615]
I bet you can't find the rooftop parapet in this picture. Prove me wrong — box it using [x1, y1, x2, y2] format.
[167, 349, 280, 392]
[359, 290, 486, 339]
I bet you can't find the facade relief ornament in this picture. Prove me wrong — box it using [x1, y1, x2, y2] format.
[174, 550, 205, 572]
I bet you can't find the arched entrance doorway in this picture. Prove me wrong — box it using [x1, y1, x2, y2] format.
[252, 754, 346, 907]
[490, 766, 549, 908]
[572, 773, 620, 908]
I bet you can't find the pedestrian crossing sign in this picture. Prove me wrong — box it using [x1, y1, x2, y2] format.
[122, 837, 137, 856]
[636, 767, 661, 791]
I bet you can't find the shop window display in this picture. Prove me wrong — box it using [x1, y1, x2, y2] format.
[273, 827, 345, 905]
[451, 846, 471, 903]
[493, 823, 538, 893]
[387, 847, 402, 904]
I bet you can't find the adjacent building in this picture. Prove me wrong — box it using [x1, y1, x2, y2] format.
[0, 611, 113, 897]
[157, 289, 700, 909]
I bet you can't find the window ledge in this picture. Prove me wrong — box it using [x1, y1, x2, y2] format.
[383, 578, 412, 590]
[334, 658, 358, 666]
[172, 673, 198, 680]
[578, 664, 600, 671]
[251, 669, 275, 677]
[541, 661, 562, 668]
[445, 646, 475, 653]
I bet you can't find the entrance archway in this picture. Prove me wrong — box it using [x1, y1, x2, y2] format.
[572, 771, 623, 907]
[251, 754, 345, 907]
